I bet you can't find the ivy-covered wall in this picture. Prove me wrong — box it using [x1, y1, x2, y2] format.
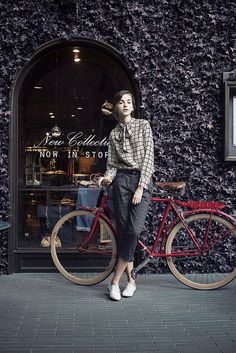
[1, 0, 236, 273]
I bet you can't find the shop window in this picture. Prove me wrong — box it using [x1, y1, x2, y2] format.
[10, 38, 139, 271]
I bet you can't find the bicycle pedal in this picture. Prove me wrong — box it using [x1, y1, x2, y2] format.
[131, 269, 137, 280]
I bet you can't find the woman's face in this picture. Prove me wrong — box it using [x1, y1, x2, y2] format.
[115, 93, 134, 119]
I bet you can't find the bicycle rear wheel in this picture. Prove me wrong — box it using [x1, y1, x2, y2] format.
[166, 213, 236, 289]
[51, 209, 117, 285]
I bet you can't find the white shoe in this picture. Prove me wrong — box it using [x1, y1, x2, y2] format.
[122, 282, 136, 297]
[108, 283, 121, 301]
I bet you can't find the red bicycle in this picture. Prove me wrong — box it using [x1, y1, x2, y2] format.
[51, 181, 236, 289]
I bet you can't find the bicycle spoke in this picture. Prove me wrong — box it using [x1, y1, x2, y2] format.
[51, 210, 117, 285]
[166, 213, 236, 289]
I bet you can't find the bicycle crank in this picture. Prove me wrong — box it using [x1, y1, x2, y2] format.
[131, 256, 153, 279]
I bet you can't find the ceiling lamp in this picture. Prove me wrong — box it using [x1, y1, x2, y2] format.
[73, 48, 81, 63]
[51, 125, 61, 137]
[49, 112, 55, 119]
[101, 101, 113, 116]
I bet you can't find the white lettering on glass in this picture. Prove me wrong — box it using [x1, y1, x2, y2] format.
[35, 131, 109, 159]
[39, 150, 58, 158]
[35, 131, 109, 148]
[67, 132, 109, 147]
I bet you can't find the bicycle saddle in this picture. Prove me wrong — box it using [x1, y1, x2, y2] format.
[156, 181, 186, 190]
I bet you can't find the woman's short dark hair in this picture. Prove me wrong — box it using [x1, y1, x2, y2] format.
[112, 90, 136, 117]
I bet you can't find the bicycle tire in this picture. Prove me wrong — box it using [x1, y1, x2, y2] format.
[50, 209, 117, 285]
[165, 213, 236, 289]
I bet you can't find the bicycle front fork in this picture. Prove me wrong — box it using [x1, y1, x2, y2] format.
[131, 256, 153, 279]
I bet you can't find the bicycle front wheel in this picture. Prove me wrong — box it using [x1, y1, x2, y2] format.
[166, 213, 236, 289]
[51, 209, 117, 285]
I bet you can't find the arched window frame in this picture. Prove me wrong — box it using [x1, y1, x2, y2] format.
[8, 37, 141, 273]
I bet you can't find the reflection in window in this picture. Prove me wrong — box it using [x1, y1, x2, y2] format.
[18, 43, 134, 249]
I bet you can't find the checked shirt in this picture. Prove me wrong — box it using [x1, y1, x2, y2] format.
[104, 117, 154, 189]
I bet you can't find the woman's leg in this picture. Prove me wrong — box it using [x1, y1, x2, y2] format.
[125, 261, 135, 284]
[111, 258, 135, 285]
[111, 173, 152, 291]
[108, 257, 130, 301]
[111, 173, 132, 287]
[111, 257, 130, 285]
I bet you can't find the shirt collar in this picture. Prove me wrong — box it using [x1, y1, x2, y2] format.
[115, 118, 135, 141]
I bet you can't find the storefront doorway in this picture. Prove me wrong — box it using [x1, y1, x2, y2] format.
[9, 37, 140, 272]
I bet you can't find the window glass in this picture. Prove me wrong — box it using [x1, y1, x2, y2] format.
[18, 44, 133, 248]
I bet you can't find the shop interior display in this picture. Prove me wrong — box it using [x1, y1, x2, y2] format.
[22, 141, 107, 248]
[14, 42, 131, 262]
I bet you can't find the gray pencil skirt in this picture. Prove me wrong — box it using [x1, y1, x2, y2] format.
[112, 169, 153, 262]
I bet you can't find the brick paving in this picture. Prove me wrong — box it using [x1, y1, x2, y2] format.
[0, 273, 235, 353]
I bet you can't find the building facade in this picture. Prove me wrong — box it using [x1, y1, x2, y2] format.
[0, 0, 236, 273]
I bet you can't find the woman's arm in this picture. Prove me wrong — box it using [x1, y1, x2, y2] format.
[103, 134, 118, 183]
[138, 121, 154, 189]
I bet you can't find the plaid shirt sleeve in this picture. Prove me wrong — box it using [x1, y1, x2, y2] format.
[104, 133, 118, 182]
[138, 121, 154, 189]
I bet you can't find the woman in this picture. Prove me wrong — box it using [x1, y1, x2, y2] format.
[99, 90, 154, 301]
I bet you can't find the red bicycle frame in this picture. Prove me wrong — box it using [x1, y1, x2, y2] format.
[79, 190, 236, 259]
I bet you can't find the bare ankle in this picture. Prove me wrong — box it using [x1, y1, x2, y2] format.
[111, 280, 119, 286]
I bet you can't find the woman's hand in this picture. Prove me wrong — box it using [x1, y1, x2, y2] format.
[98, 177, 111, 187]
[132, 186, 143, 205]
